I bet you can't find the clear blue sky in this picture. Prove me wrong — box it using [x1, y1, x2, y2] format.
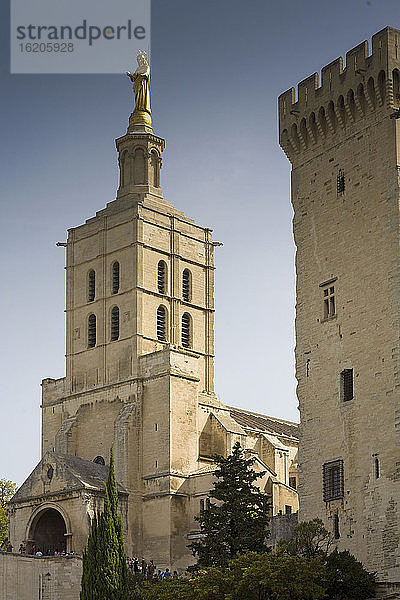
[1, 0, 398, 485]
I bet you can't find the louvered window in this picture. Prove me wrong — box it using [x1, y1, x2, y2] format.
[181, 312, 191, 348]
[88, 270, 95, 302]
[182, 268, 191, 302]
[111, 306, 120, 341]
[341, 369, 353, 402]
[157, 305, 167, 341]
[112, 261, 120, 294]
[323, 460, 344, 502]
[158, 261, 167, 295]
[88, 314, 96, 348]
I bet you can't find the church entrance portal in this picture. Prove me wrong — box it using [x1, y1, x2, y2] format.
[29, 508, 67, 554]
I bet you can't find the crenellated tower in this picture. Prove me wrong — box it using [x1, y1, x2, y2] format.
[279, 26, 400, 583]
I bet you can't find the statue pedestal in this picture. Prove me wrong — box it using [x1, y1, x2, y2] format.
[128, 111, 152, 134]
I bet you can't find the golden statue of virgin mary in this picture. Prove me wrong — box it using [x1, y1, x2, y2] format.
[126, 50, 152, 128]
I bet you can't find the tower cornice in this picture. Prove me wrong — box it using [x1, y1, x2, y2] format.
[278, 26, 400, 166]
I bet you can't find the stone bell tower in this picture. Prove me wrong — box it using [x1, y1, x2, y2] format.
[10, 53, 217, 570]
[279, 27, 400, 584]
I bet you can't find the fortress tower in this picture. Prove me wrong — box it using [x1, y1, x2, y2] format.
[279, 27, 400, 582]
[7, 62, 299, 572]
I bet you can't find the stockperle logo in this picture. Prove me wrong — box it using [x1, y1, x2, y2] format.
[11, 0, 150, 74]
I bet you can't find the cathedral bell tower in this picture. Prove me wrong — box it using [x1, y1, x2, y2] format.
[26, 51, 218, 567]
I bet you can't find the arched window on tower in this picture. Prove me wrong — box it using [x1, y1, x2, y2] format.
[150, 150, 160, 187]
[111, 306, 120, 341]
[157, 305, 167, 341]
[120, 150, 130, 188]
[181, 312, 192, 348]
[157, 260, 167, 295]
[112, 261, 120, 294]
[133, 148, 145, 185]
[88, 270, 95, 302]
[182, 268, 192, 302]
[88, 314, 96, 348]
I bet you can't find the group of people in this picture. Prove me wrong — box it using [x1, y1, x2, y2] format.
[18, 544, 73, 557]
[126, 557, 178, 581]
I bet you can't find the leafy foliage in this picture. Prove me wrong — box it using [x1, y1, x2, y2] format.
[325, 549, 376, 600]
[124, 552, 328, 600]
[0, 478, 17, 548]
[227, 552, 327, 600]
[278, 518, 332, 558]
[122, 522, 376, 600]
[189, 442, 270, 567]
[80, 447, 127, 600]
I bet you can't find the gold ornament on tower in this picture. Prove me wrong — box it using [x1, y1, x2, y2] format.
[126, 50, 152, 129]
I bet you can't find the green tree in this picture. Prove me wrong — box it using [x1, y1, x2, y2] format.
[325, 549, 376, 600]
[278, 518, 332, 558]
[80, 447, 127, 600]
[189, 442, 270, 568]
[279, 520, 376, 600]
[0, 478, 17, 549]
[229, 552, 327, 600]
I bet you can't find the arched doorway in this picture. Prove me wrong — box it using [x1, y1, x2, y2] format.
[29, 508, 67, 554]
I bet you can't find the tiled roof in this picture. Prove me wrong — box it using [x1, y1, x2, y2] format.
[54, 453, 127, 493]
[10, 452, 127, 503]
[228, 407, 299, 439]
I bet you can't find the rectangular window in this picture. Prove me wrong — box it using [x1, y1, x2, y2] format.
[323, 459, 344, 502]
[333, 514, 340, 539]
[323, 285, 336, 319]
[341, 369, 354, 402]
[289, 476, 297, 490]
[337, 169, 345, 194]
[375, 456, 380, 479]
[285, 505, 292, 515]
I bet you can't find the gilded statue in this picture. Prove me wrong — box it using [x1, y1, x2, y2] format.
[126, 50, 152, 128]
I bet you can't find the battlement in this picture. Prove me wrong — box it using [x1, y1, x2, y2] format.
[278, 27, 400, 164]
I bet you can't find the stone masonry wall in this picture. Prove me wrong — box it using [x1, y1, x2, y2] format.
[0, 553, 82, 600]
[279, 27, 400, 582]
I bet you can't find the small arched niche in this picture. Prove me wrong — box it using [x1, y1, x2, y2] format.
[346, 89, 357, 121]
[367, 77, 377, 109]
[318, 106, 328, 136]
[291, 123, 300, 151]
[133, 148, 145, 185]
[337, 95, 347, 126]
[378, 70, 386, 105]
[327, 101, 337, 131]
[309, 112, 318, 141]
[150, 150, 160, 187]
[357, 83, 367, 115]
